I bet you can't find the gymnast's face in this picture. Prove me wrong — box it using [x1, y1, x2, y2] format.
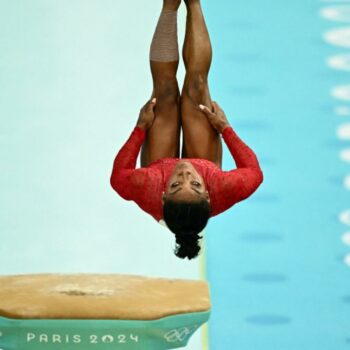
[162, 161, 210, 204]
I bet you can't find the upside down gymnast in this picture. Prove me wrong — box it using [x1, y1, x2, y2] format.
[110, 0, 263, 260]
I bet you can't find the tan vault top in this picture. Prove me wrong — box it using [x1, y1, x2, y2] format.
[0, 273, 211, 320]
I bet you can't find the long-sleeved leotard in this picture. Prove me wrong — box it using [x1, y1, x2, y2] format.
[110, 125, 263, 222]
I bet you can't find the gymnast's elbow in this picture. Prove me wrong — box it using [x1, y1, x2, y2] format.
[110, 174, 116, 189]
[110, 174, 119, 193]
[250, 168, 264, 193]
[110, 174, 129, 200]
[256, 168, 264, 187]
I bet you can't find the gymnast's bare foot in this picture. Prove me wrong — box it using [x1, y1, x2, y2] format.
[163, 0, 181, 11]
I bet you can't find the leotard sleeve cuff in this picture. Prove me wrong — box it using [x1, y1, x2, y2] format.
[221, 125, 238, 139]
[134, 125, 146, 138]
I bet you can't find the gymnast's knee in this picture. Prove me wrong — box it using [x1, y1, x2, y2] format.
[154, 79, 179, 104]
[182, 72, 208, 102]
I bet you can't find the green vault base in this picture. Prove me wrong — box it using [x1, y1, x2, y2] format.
[0, 311, 210, 350]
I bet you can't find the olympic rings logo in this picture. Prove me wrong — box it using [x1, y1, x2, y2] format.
[163, 325, 198, 342]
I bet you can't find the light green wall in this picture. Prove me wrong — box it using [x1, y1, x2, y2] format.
[0, 2, 205, 349]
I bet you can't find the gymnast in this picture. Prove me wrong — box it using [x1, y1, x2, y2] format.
[110, 0, 263, 259]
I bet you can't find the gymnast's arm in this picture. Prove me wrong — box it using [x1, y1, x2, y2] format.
[199, 101, 263, 213]
[110, 126, 146, 200]
[220, 124, 263, 202]
[110, 98, 157, 200]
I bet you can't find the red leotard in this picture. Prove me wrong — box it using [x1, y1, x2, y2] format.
[110, 125, 263, 222]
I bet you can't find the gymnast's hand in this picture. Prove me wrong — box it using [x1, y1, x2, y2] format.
[136, 98, 157, 131]
[199, 101, 231, 133]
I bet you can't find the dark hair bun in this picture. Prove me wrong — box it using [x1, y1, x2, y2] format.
[174, 232, 202, 260]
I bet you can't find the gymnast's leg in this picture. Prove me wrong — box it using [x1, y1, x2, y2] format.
[180, 0, 222, 168]
[140, 0, 182, 168]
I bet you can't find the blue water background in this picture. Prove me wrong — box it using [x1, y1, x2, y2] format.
[204, 0, 350, 349]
